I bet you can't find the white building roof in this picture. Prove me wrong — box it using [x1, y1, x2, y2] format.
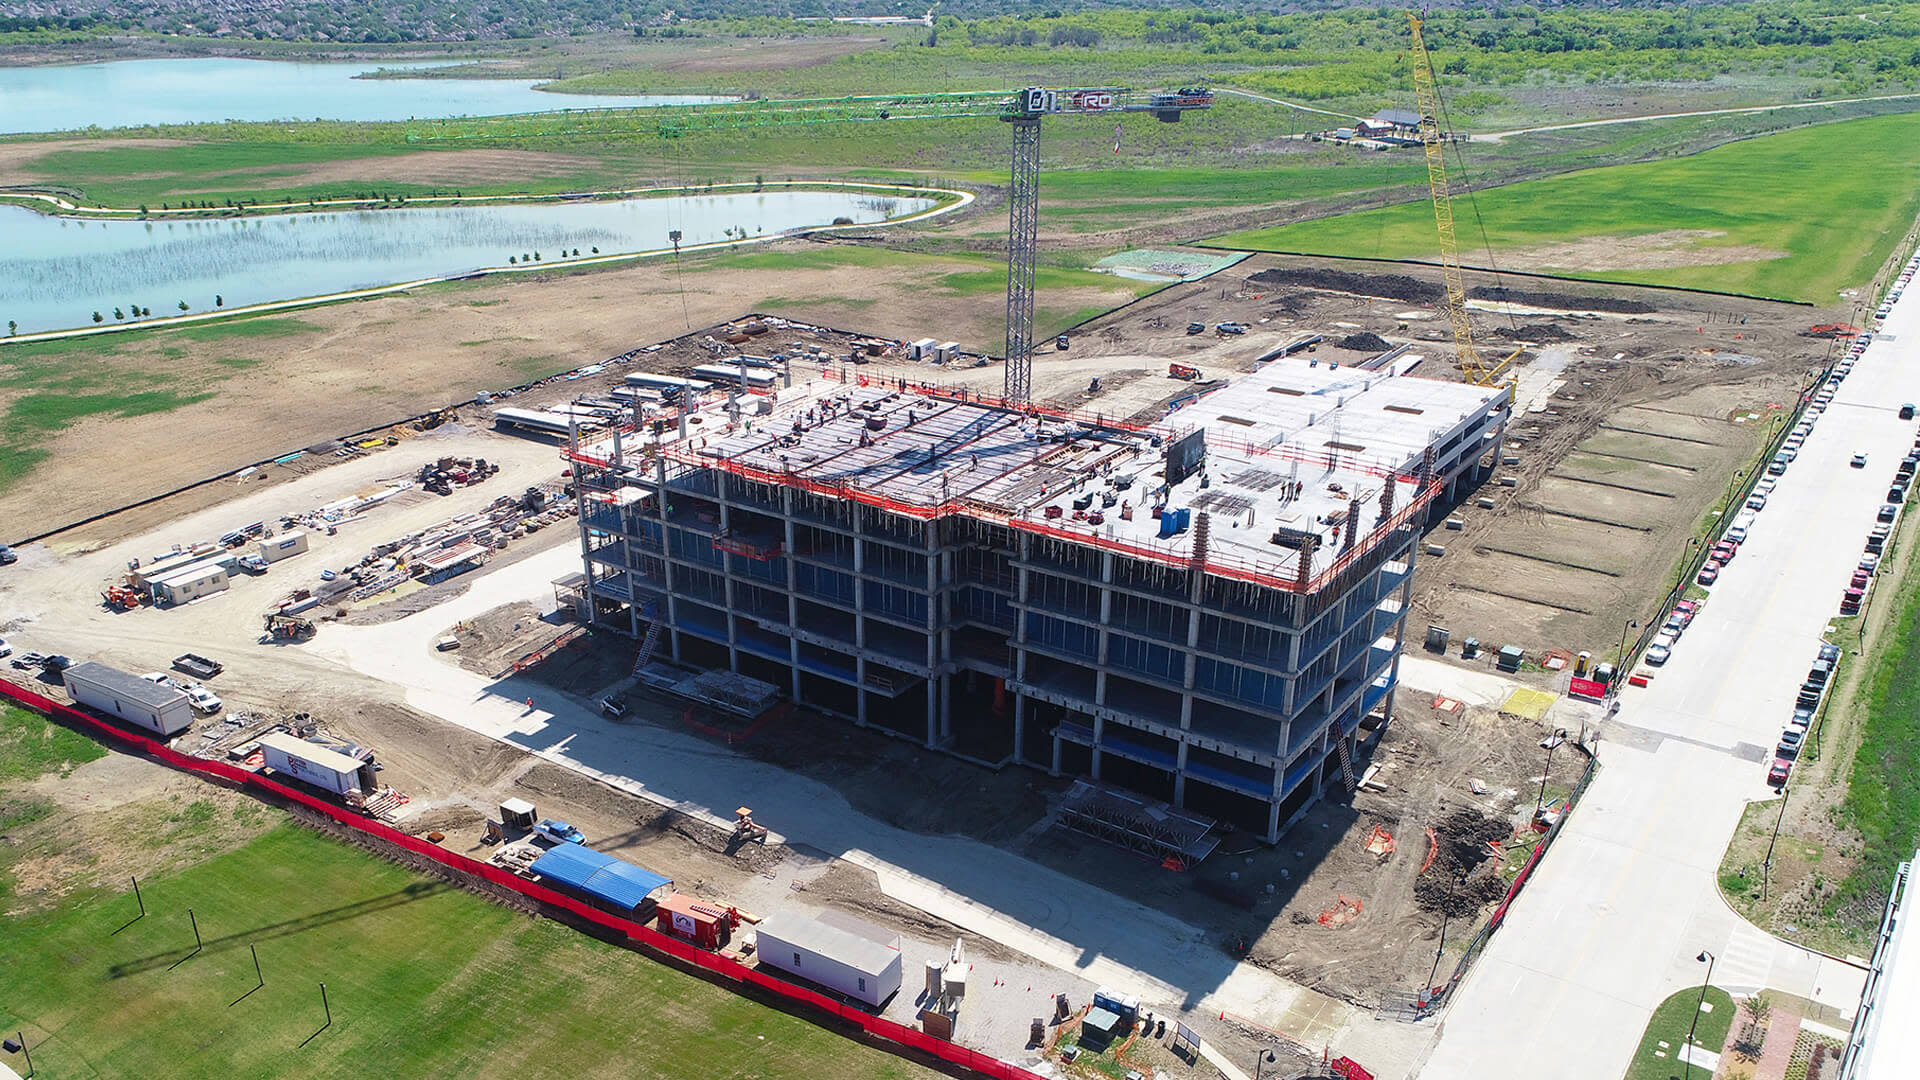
[757, 910, 899, 975]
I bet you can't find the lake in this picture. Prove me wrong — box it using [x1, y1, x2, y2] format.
[0, 58, 728, 134]
[0, 190, 935, 333]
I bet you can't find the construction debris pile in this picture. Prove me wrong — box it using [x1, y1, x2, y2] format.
[1413, 808, 1514, 917]
[1490, 323, 1578, 343]
[1337, 332, 1394, 352]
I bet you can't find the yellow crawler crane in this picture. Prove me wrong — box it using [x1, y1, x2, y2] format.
[1408, 13, 1519, 391]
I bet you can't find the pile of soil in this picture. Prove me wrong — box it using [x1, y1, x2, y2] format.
[1247, 267, 1445, 304]
[1469, 286, 1656, 315]
[1413, 808, 1513, 917]
[1491, 322, 1578, 343]
[1337, 332, 1394, 352]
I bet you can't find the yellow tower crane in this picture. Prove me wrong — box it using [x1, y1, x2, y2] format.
[1408, 13, 1518, 390]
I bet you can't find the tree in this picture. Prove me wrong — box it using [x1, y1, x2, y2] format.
[215, 295, 223, 307]
[509, 255, 517, 264]
[138, 204, 149, 216]
[591, 246, 599, 254]
[533, 251, 541, 261]
[93, 311, 104, 323]
[141, 306, 152, 317]
[755, 174, 765, 190]
[178, 300, 190, 311]
[6, 320, 14, 335]
[114, 308, 124, 320]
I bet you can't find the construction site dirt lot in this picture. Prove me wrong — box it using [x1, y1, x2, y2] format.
[0, 232, 1145, 546]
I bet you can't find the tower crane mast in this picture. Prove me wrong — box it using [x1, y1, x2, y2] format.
[408, 86, 1214, 406]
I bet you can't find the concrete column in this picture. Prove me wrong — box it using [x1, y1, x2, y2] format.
[1173, 741, 1189, 806]
[855, 662, 869, 727]
[1090, 711, 1105, 780]
[925, 678, 939, 747]
[1014, 693, 1028, 765]
[1182, 605, 1201, 691]
[1265, 795, 1283, 845]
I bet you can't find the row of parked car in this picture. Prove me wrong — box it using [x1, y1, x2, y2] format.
[1769, 641, 1843, 787]
[1872, 253, 1920, 323]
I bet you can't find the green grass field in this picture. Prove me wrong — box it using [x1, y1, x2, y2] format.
[1830, 509, 1920, 924]
[0, 821, 939, 1080]
[1622, 985, 1734, 1080]
[1210, 112, 1920, 303]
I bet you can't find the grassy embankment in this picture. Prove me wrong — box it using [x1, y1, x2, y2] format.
[0, 318, 317, 491]
[1209, 111, 1920, 304]
[0, 804, 940, 1079]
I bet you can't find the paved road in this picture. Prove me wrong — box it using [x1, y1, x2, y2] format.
[1418, 309, 1914, 1075]
[1472, 90, 1920, 141]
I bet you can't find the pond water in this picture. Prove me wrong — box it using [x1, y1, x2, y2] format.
[0, 58, 727, 134]
[0, 190, 932, 333]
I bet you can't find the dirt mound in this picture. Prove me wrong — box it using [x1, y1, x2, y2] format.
[1337, 332, 1393, 352]
[1247, 267, 1445, 304]
[1413, 808, 1514, 917]
[1491, 322, 1578, 343]
[1469, 286, 1655, 314]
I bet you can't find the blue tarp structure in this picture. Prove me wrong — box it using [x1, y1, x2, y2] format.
[528, 843, 671, 911]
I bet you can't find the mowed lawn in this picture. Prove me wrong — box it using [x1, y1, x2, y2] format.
[1210, 111, 1920, 303]
[0, 823, 938, 1080]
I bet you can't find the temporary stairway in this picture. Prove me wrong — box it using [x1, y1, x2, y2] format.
[631, 602, 663, 676]
[1333, 730, 1359, 793]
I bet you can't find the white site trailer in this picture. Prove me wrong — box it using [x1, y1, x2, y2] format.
[258, 530, 309, 563]
[753, 910, 903, 1007]
[149, 557, 233, 605]
[64, 661, 194, 737]
[256, 731, 377, 796]
[908, 338, 938, 361]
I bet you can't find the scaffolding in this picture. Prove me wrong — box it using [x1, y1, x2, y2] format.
[1058, 780, 1222, 865]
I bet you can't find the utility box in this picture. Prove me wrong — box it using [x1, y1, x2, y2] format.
[64, 661, 194, 737]
[258, 530, 309, 563]
[256, 732, 377, 796]
[1497, 645, 1525, 672]
[1425, 625, 1451, 653]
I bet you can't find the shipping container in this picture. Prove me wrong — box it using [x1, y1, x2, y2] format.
[64, 661, 194, 737]
[256, 731, 377, 796]
[753, 910, 903, 1007]
[258, 530, 309, 563]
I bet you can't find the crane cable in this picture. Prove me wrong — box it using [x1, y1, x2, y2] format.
[1422, 27, 1519, 338]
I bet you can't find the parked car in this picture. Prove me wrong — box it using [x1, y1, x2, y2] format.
[1186, 322, 1206, 335]
[0, 544, 15, 565]
[599, 696, 629, 719]
[186, 685, 222, 714]
[1879, 504, 1899, 523]
[1903, 403, 1916, 420]
[41, 655, 71, 674]
[1789, 708, 1814, 731]
[1697, 561, 1721, 586]
[0, 636, 9, 659]
[1662, 612, 1688, 637]
[1778, 728, 1805, 757]
[1712, 540, 1739, 563]
[1853, 453, 1869, 468]
[1755, 479, 1778, 496]
[534, 819, 585, 845]
[1861, 554, 1882, 573]
[1819, 642, 1842, 663]
[1768, 758, 1792, 787]
[1645, 643, 1672, 666]
[1746, 492, 1768, 511]
[1853, 570, 1872, 590]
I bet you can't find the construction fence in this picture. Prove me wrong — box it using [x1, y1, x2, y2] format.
[0, 677, 1045, 1080]
[1389, 748, 1601, 1021]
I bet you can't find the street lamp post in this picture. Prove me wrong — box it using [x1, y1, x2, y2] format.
[1763, 784, 1791, 902]
[1536, 728, 1569, 814]
[1684, 951, 1716, 1080]
[1253, 1049, 1276, 1079]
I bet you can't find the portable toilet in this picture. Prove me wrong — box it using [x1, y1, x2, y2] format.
[1574, 651, 1591, 677]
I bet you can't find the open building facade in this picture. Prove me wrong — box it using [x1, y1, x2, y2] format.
[564, 354, 1507, 841]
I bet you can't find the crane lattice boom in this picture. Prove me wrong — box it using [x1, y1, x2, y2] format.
[1407, 15, 1513, 390]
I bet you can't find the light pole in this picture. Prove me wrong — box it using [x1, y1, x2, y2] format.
[1253, 1048, 1275, 1078]
[1763, 785, 1791, 902]
[1684, 951, 1716, 1080]
[1536, 728, 1569, 814]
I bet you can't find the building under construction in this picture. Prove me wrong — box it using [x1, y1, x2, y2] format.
[562, 354, 1507, 841]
